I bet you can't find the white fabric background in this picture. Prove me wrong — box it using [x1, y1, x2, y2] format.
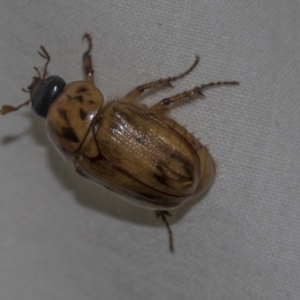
[0, 1, 299, 299]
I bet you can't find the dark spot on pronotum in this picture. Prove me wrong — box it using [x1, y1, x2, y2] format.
[57, 108, 69, 123]
[73, 95, 84, 103]
[61, 126, 79, 143]
[79, 107, 87, 120]
[76, 86, 88, 93]
[88, 100, 95, 105]
[66, 94, 72, 100]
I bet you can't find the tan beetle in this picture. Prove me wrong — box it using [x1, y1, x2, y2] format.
[1, 34, 238, 252]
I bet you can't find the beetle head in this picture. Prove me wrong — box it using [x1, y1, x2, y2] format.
[28, 75, 66, 118]
[1, 46, 66, 117]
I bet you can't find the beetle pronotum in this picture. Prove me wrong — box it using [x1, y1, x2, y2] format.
[1, 34, 239, 252]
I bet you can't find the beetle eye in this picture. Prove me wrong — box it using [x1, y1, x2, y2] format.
[30, 76, 66, 118]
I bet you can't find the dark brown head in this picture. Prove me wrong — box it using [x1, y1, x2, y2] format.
[28, 75, 66, 117]
[1, 46, 66, 118]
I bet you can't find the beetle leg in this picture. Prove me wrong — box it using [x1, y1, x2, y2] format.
[155, 210, 174, 253]
[149, 81, 239, 112]
[122, 56, 199, 103]
[82, 33, 94, 84]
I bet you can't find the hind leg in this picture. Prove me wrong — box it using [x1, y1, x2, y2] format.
[155, 210, 174, 253]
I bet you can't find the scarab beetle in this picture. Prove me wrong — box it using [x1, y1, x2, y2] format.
[1, 34, 239, 252]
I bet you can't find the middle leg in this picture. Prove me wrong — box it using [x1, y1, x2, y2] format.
[122, 55, 199, 103]
[149, 80, 239, 113]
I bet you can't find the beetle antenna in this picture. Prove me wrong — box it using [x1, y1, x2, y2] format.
[37, 46, 51, 79]
[1, 99, 31, 115]
[33, 66, 42, 78]
[156, 210, 174, 253]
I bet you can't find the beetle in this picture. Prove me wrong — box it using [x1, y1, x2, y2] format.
[1, 34, 239, 252]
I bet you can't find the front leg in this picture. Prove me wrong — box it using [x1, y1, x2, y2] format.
[82, 33, 95, 84]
